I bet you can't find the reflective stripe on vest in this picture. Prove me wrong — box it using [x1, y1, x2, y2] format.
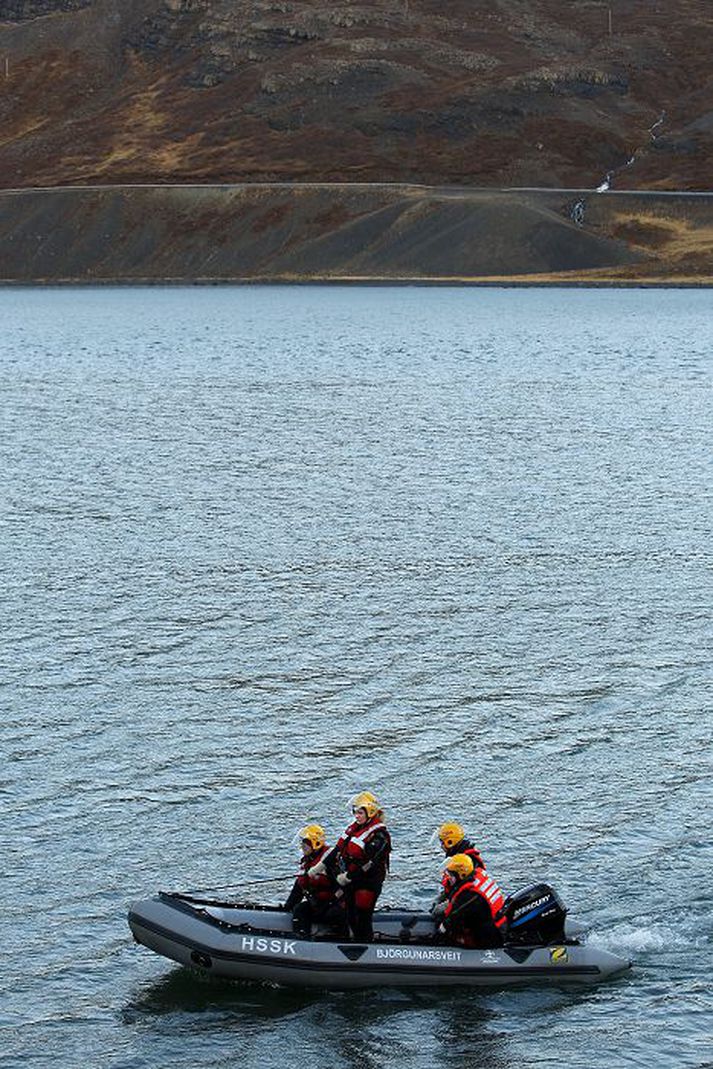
[472, 869, 507, 928]
[344, 821, 387, 854]
[295, 846, 333, 901]
[449, 869, 507, 929]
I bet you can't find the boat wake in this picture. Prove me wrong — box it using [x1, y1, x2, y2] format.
[589, 922, 691, 955]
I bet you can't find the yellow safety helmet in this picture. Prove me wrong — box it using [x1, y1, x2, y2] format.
[444, 853, 474, 881]
[350, 791, 381, 820]
[437, 821, 465, 850]
[298, 824, 326, 851]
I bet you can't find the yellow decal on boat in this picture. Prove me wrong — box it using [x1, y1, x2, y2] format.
[549, 946, 568, 964]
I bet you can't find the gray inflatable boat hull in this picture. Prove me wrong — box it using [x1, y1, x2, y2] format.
[128, 894, 631, 988]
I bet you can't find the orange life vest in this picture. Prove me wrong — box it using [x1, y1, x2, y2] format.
[446, 869, 507, 929]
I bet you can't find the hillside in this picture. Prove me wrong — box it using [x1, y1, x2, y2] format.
[1, 0, 712, 191]
[2, 184, 713, 284]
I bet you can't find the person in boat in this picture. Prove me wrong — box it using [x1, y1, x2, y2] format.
[283, 824, 347, 938]
[436, 853, 507, 949]
[309, 791, 391, 942]
[430, 821, 486, 917]
[436, 821, 486, 869]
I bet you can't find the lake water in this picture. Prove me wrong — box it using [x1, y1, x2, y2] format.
[2, 285, 712, 1069]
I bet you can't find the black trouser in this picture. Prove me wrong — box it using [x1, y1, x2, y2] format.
[292, 898, 348, 938]
[437, 919, 503, 949]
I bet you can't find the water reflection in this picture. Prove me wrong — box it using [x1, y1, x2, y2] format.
[125, 970, 519, 1068]
[123, 966, 321, 1023]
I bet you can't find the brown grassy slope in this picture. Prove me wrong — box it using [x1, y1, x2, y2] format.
[2, 184, 713, 283]
[0, 0, 712, 190]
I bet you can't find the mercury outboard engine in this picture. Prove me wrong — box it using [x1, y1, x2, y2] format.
[500, 883, 568, 945]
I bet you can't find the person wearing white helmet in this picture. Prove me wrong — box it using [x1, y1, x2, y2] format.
[283, 824, 347, 938]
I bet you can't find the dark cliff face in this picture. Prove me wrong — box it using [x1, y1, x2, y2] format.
[0, 0, 711, 189]
[0, 1, 92, 20]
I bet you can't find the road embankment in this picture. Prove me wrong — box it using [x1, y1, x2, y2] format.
[1, 184, 712, 284]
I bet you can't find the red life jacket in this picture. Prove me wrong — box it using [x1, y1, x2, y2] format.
[337, 817, 391, 876]
[445, 869, 507, 929]
[462, 844, 485, 870]
[296, 845, 333, 902]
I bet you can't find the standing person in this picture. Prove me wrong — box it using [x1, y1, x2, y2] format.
[310, 791, 391, 942]
[283, 824, 347, 938]
[437, 853, 507, 949]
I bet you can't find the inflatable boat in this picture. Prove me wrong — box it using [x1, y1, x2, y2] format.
[128, 891, 631, 988]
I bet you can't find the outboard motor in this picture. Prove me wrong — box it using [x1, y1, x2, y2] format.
[500, 883, 568, 945]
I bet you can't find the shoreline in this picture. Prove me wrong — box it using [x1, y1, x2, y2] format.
[2, 276, 713, 289]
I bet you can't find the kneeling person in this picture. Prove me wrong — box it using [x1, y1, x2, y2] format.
[431, 821, 487, 917]
[438, 853, 507, 949]
[436, 821, 486, 869]
[284, 824, 346, 938]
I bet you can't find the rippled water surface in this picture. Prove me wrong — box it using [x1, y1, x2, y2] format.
[2, 285, 712, 1068]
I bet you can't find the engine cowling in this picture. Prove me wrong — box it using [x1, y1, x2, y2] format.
[499, 883, 568, 945]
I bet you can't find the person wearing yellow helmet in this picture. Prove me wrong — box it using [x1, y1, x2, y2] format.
[436, 822, 486, 870]
[308, 791, 391, 941]
[283, 824, 347, 938]
[430, 821, 487, 918]
[437, 853, 507, 949]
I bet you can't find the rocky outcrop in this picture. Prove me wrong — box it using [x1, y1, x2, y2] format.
[0, 1, 712, 190]
[0, 0, 92, 20]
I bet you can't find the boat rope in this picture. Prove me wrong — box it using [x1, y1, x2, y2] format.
[178, 876, 292, 894]
[178, 872, 412, 895]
